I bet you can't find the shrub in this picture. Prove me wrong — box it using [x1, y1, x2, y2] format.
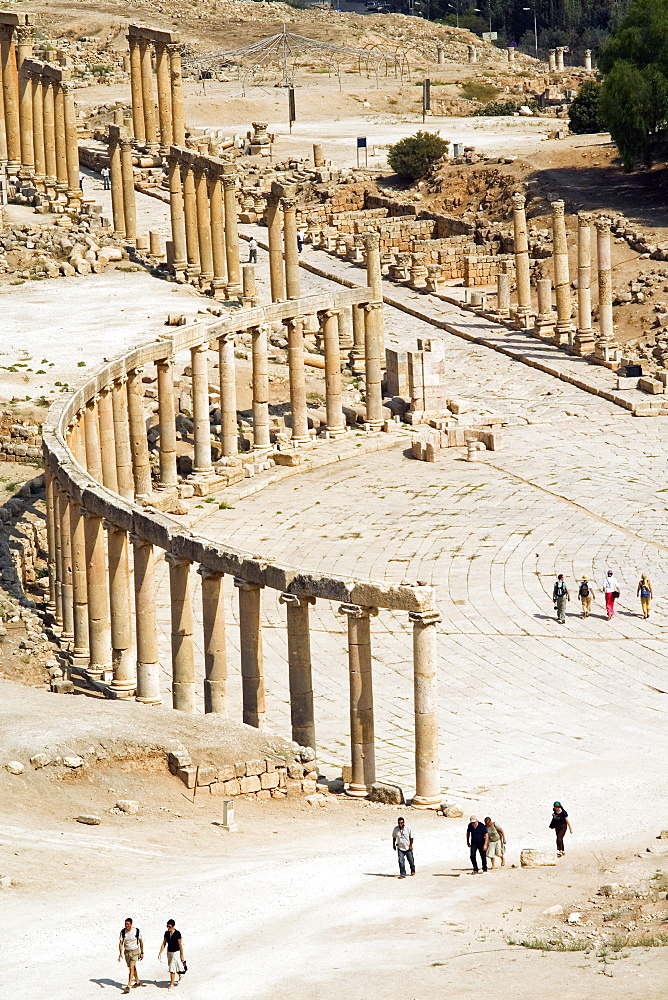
[569, 80, 604, 133]
[474, 99, 525, 116]
[387, 131, 449, 180]
[459, 79, 499, 102]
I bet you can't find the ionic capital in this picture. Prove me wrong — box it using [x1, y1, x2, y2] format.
[197, 564, 224, 580]
[338, 603, 378, 619]
[234, 577, 264, 591]
[113, 373, 129, 388]
[103, 519, 125, 534]
[164, 552, 191, 569]
[408, 610, 442, 626]
[279, 593, 315, 608]
[156, 355, 175, 370]
[129, 533, 152, 548]
[86, 394, 101, 409]
[364, 301, 383, 313]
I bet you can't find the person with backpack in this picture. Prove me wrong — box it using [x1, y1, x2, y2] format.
[549, 801, 573, 857]
[602, 569, 620, 619]
[578, 575, 594, 617]
[637, 573, 653, 618]
[158, 919, 186, 989]
[118, 917, 143, 993]
[552, 574, 569, 623]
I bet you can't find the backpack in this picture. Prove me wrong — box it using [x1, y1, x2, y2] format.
[554, 581, 566, 599]
[121, 927, 140, 944]
[641, 584, 651, 599]
[579, 581, 589, 598]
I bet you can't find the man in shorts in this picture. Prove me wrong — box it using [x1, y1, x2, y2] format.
[118, 917, 143, 992]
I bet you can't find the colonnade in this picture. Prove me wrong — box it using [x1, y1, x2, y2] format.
[0, 11, 80, 210]
[127, 25, 184, 157]
[43, 298, 442, 806]
[508, 193, 615, 358]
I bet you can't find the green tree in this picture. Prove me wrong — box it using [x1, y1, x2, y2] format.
[568, 80, 604, 132]
[599, 60, 668, 168]
[387, 131, 449, 180]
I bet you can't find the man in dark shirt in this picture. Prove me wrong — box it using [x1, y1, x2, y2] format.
[466, 815, 489, 873]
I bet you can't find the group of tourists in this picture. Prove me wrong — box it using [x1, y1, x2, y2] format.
[392, 802, 572, 877]
[552, 570, 653, 623]
[118, 918, 186, 992]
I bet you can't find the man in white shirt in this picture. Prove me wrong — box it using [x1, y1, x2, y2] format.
[602, 569, 620, 619]
[118, 917, 143, 993]
[392, 816, 415, 878]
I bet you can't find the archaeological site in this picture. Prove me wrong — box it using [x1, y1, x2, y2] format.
[4, 0, 668, 995]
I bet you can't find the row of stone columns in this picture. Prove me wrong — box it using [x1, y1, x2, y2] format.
[127, 25, 184, 157]
[508, 193, 614, 357]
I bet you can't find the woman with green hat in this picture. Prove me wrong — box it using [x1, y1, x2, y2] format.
[549, 801, 572, 857]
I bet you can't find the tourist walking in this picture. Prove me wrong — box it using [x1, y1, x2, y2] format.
[118, 917, 143, 993]
[484, 816, 506, 869]
[467, 816, 488, 873]
[101, 165, 111, 190]
[637, 573, 653, 618]
[549, 801, 572, 857]
[248, 237, 258, 264]
[552, 574, 569, 624]
[297, 228, 304, 254]
[392, 816, 415, 878]
[578, 575, 594, 617]
[158, 919, 186, 990]
[602, 569, 620, 619]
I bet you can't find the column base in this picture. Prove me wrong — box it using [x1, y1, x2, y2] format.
[225, 283, 243, 300]
[364, 421, 384, 433]
[553, 323, 575, 347]
[533, 318, 556, 339]
[327, 426, 347, 440]
[513, 310, 535, 330]
[108, 683, 137, 699]
[345, 783, 369, 798]
[136, 693, 162, 705]
[411, 794, 442, 810]
[71, 651, 90, 667]
[186, 266, 201, 282]
[198, 273, 213, 290]
[573, 330, 596, 356]
[212, 278, 227, 295]
[291, 434, 312, 446]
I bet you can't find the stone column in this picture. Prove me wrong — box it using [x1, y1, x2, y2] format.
[154, 42, 172, 155]
[410, 610, 441, 808]
[512, 192, 532, 324]
[251, 324, 271, 450]
[198, 566, 227, 714]
[44, 471, 57, 615]
[218, 334, 238, 457]
[16, 27, 34, 173]
[0, 36, 7, 166]
[62, 81, 80, 208]
[223, 170, 242, 299]
[167, 153, 186, 279]
[1, 25, 21, 169]
[112, 375, 135, 501]
[131, 535, 161, 704]
[53, 482, 64, 627]
[208, 167, 226, 294]
[496, 271, 510, 317]
[339, 604, 377, 797]
[166, 553, 196, 712]
[282, 196, 300, 299]
[266, 193, 285, 302]
[350, 302, 366, 374]
[534, 276, 556, 339]
[42, 78, 56, 194]
[84, 511, 112, 679]
[31, 69, 45, 189]
[156, 356, 178, 488]
[109, 130, 125, 238]
[551, 200, 574, 346]
[556, 46, 565, 71]
[337, 306, 354, 350]
[284, 316, 310, 445]
[574, 212, 595, 356]
[120, 134, 137, 246]
[584, 49, 592, 71]
[107, 522, 135, 694]
[127, 367, 152, 498]
[168, 44, 185, 146]
[83, 396, 103, 483]
[548, 48, 556, 72]
[365, 232, 385, 359]
[69, 500, 89, 666]
[128, 34, 145, 144]
[194, 158, 213, 289]
[182, 160, 200, 281]
[234, 579, 266, 728]
[280, 593, 316, 751]
[364, 302, 384, 431]
[242, 264, 258, 308]
[53, 80, 67, 197]
[58, 489, 74, 644]
[139, 37, 158, 152]
[596, 216, 614, 352]
[191, 343, 213, 477]
[321, 308, 346, 438]
[97, 385, 119, 493]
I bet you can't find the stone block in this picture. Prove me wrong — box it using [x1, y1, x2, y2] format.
[76, 814, 101, 825]
[256, 789, 272, 801]
[285, 780, 303, 797]
[51, 679, 74, 694]
[542, 904, 564, 916]
[30, 753, 50, 769]
[287, 763, 305, 779]
[216, 764, 236, 782]
[239, 775, 261, 794]
[301, 779, 318, 795]
[639, 377, 664, 394]
[441, 803, 464, 818]
[63, 756, 84, 768]
[168, 749, 192, 774]
[265, 757, 276, 773]
[177, 765, 197, 788]
[616, 376, 639, 390]
[520, 849, 557, 867]
[272, 452, 301, 467]
[196, 766, 218, 786]
[660, 831, 668, 840]
[115, 799, 139, 814]
[261, 771, 279, 790]
[5, 761, 24, 775]
[598, 883, 620, 896]
[210, 778, 240, 797]
[271, 787, 287, 797]
[369, 781, 404, 805]
[234, 762, 246, 778]
[245, 759, 266, 777]
[341, 765, 352, 783]
[277, 769, 287, 787]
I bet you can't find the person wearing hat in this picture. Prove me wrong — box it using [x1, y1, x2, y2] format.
[466, 815, 488, 873]
[549, 801, 572, 857]
[577, 576, 594, 617]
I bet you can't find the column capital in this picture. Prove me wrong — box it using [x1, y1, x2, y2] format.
[128, 365, 145, 379]
[595, 216, 612, 235]
[191, 341, 209, 356]
[113, 373, 129, 388]
[281, 196, 297, 212]
[165, 552, 191, 568]
[234, 577, 264, 591]
[129, 533, 152, 548]
[119, 135, 134, 152]
[578, 211, 592, 228]
[279, 593, 315, 607]
[511, 192, 526, 211]
[365, 232, 380, 251]
[338, 603, 378, 619]
[364, 301, 382, 313]
[198, 564, 224, 580]
[156, 354, 175, 368]
[86, 394, 101, 409]
[551, 199, 565, 218]
[409, 610, 441, 626]
[222, 174, 237, 192]
[103, 519, 125, 533]
[166, 42, 181, 56]
[15, 24, 34, 44]
[318, 307, 340, 320]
